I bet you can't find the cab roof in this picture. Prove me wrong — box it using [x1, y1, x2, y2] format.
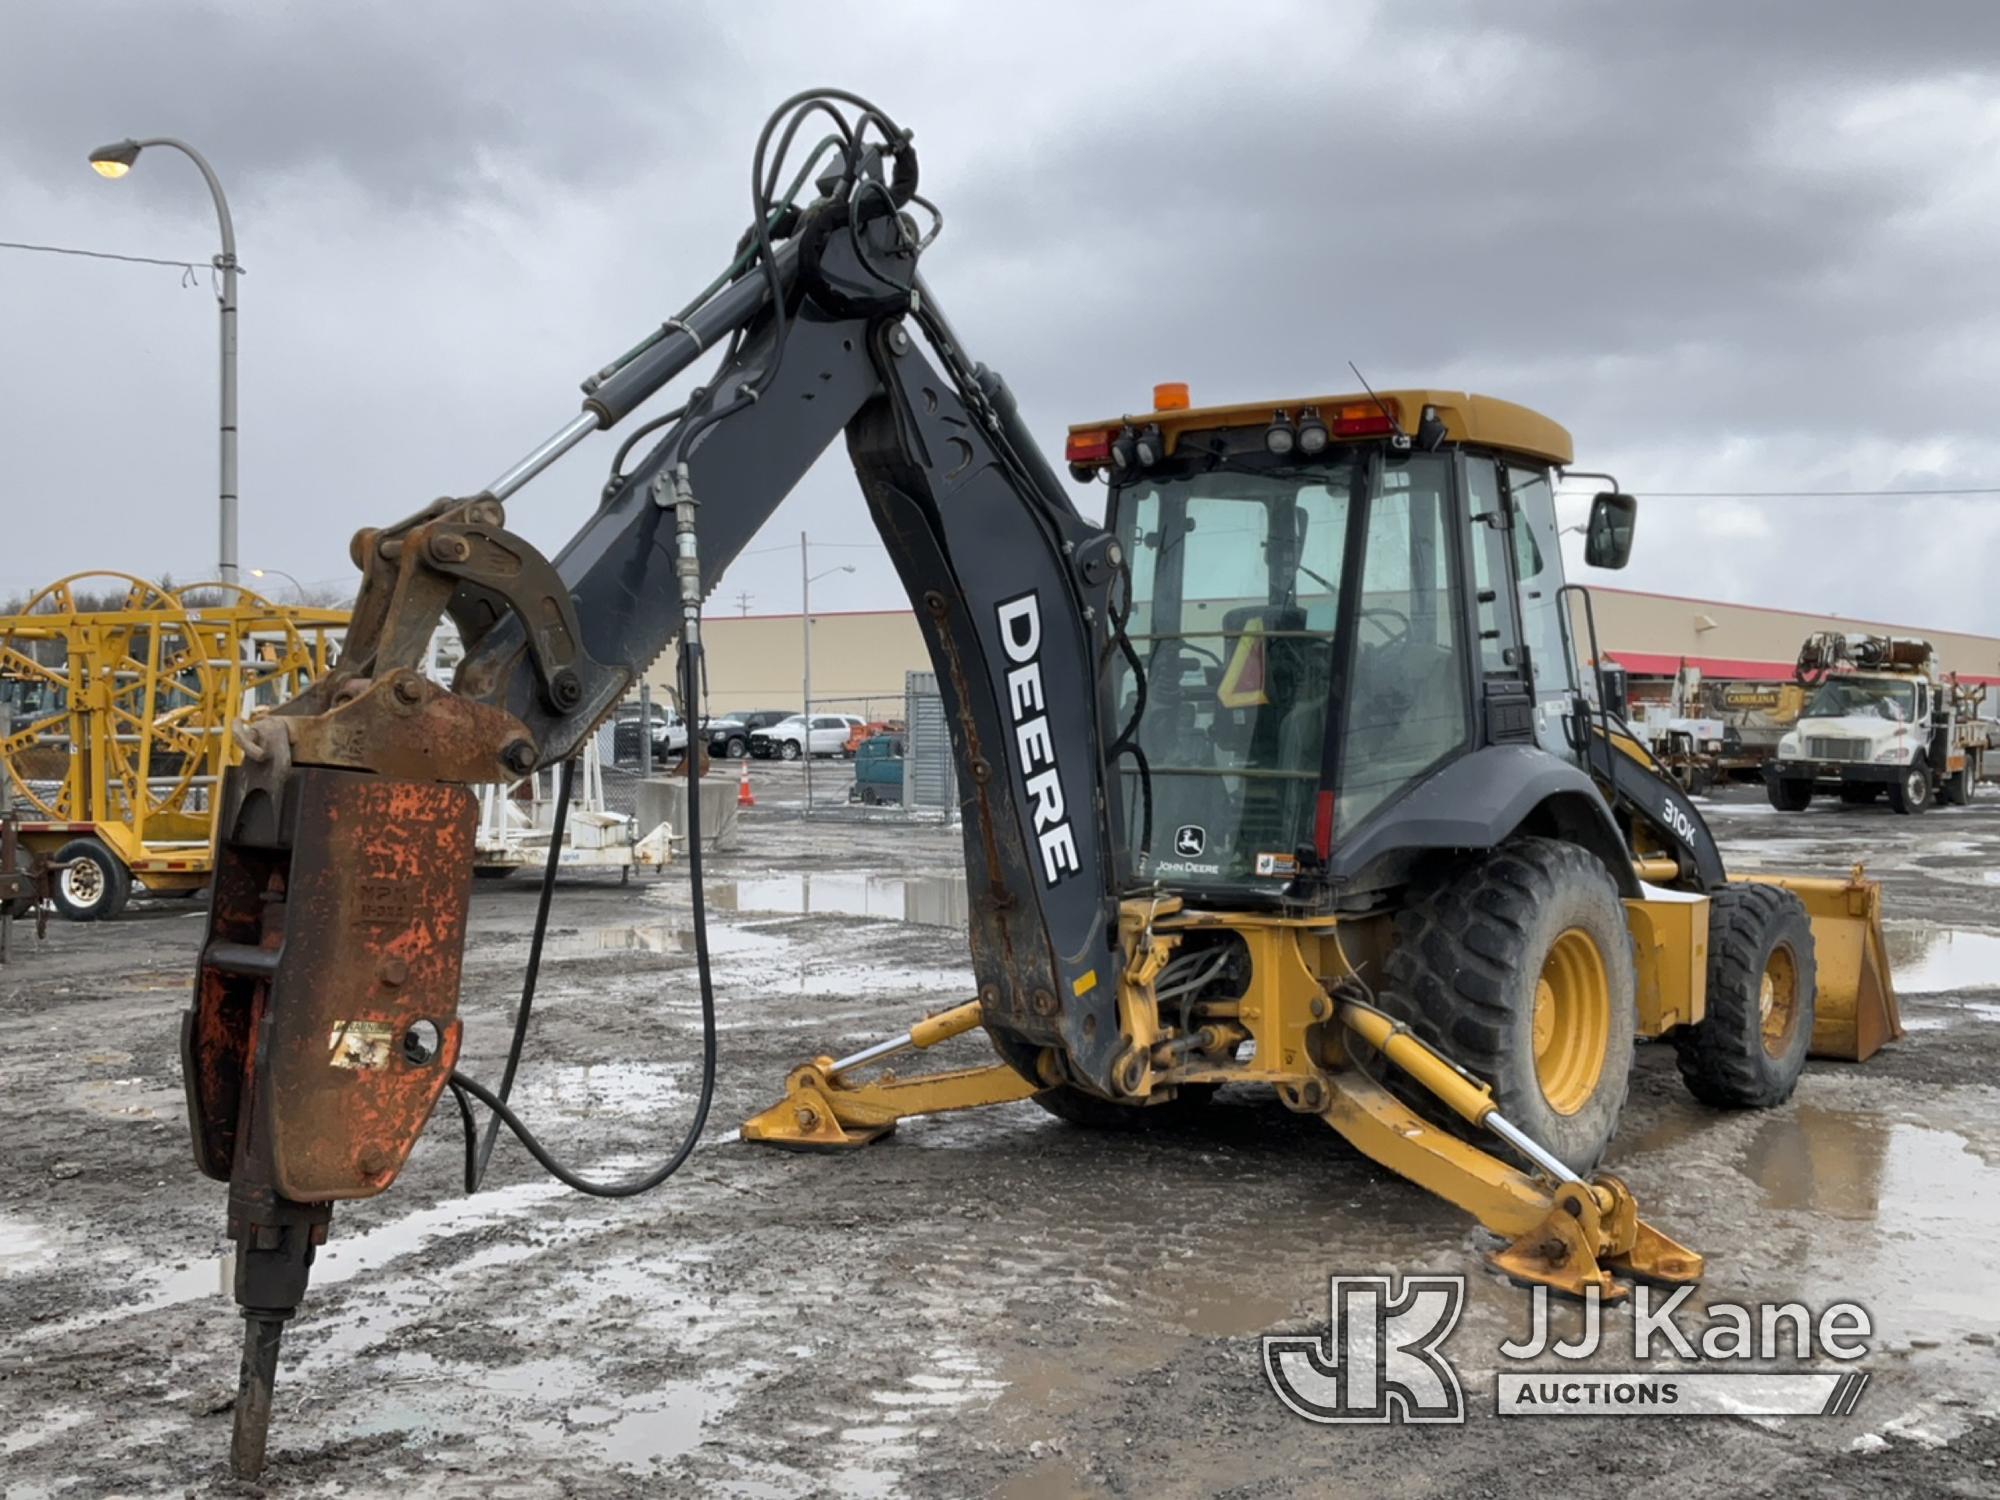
[1068, 388, 1574, 468]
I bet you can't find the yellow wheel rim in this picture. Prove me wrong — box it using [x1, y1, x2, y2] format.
[1759, 946, 1800, 1057]
[1532, 927, 1611, 1116]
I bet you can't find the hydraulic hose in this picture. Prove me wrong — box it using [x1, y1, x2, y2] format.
[448, 627, 719, 1198]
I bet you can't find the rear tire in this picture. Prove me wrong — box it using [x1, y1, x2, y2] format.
[1674, 884, 1815, 1108]
[1887, 759, 1930, 815]
[51, 838, 131, 922]
[1837, 784, 1879, 805]
[1380, 837, 1637, 1176]
[1940, 764, 1973, 806]
[1767, 777, 1813, 812]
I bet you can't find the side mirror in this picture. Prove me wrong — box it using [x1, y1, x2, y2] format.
[1584, 491, 1637, 570]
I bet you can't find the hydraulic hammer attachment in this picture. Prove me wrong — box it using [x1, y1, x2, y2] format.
[182, 729, 478, 1476]
[1327, 1001, 1703, 1300]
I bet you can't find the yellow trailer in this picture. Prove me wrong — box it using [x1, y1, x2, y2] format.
[0, 574, 345, 918]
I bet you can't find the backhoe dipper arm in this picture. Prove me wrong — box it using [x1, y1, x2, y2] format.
[443, 186, 1129, 1091]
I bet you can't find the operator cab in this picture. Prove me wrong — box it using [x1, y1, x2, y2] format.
[1068, 386, 1635, 907]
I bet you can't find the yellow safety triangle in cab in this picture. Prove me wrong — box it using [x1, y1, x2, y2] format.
[1218, 619, 1269, 708]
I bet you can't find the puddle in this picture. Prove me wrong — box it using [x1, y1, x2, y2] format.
[0, 1212, 56, 1277]
[711, 871, 968, 929]
[337, 1350, 716, 1471]
[1885, 924, 2000, 994]
[543, 919, 778, 960]
[1744, 1107, 2000, 1335]
[133, 1173, 576, 1313]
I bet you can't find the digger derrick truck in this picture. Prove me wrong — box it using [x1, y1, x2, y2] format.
[1766, 631, 1993, 814]
[178, 91, 1901, 1477]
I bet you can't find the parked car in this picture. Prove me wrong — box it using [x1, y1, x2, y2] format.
[706, 708, 794, 759]
[611, 702, 688, 764]
[849, 733, 906, 804]
[750, 713, 866, 760]
[842, 718, 905, 757]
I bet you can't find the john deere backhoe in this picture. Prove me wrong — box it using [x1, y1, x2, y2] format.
[179, 90, 1900, 1476]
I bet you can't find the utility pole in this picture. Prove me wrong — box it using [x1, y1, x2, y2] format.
[735, 590, 754, 616]
[799, 534, 855, 817]
[801, 532, 811, 816]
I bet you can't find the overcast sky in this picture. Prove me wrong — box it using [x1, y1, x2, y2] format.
[3, 1, 1997, 637]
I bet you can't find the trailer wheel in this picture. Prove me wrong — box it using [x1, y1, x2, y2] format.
[1767, 778, 1813, 812]
[1378, 837, 1637, 1176]
[51, 838, 132, 921]
[1887, 759, 1931, 815]
[1674, 884, 1815, 1108]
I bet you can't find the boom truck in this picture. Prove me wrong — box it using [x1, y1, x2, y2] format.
[1765, 631, 1993, 813]
[179, 90, 1900, 1477]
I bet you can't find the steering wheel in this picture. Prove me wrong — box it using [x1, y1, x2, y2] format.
[1358, 606, 1410, 646]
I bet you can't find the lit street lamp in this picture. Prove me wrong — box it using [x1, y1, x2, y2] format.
[800, 533, 856, 814]
[90, 136, 241, 585]
[248, 567, 304, 600]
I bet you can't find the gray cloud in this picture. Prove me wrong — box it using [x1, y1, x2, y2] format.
[2, 1, 1995, 637]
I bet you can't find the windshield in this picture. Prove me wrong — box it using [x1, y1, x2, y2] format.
[1806, 678, 1915, 722]
[1109, 452, 1474, 890]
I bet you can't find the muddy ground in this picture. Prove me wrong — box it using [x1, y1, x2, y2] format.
[2, 768, 1998, 1498]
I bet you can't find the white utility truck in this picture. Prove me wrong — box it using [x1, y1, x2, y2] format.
[1765, 632, 1991, 814]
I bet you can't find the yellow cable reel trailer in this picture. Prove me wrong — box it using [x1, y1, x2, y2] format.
[0, 574, 345, 919]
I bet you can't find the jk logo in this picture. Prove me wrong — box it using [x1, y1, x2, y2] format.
[1263, 1275, 1466, 1424]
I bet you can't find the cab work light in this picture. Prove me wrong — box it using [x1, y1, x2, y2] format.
[1265, 410, 1297, 456]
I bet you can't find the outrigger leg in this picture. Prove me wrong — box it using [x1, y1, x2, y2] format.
[1327, 1000, 1703, 1299]
[741, 1000, 1041, 1149]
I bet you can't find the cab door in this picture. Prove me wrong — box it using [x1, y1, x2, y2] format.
[1461, 454, 1536, 747]
[1501, 463, 1579, 756]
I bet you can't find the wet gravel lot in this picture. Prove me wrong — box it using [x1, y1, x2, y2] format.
[2, 768, 1997, 1497]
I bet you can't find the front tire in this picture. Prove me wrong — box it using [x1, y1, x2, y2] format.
[51, 838, 132, 922]
[1767, 777, 1813, 812]
[725, 735, 747, 759]
[1380, 837, 1637, 1176]
[779, 740, 801, 762]
[1887, 759, 1931, 815]
[1674, 884, 1815, 1108]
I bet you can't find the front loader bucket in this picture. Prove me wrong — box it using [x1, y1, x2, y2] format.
[1739, 867, 1901, 1061]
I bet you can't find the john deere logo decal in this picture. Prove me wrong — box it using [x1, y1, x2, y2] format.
[1174, 824, 1206, 858]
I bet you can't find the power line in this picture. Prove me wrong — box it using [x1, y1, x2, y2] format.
[0, 238, 210, 275]
[1559, 485, 2000, 499]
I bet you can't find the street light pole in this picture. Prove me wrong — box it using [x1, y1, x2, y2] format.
[248, 567, 303, 601]
[90, 137, 240, 585]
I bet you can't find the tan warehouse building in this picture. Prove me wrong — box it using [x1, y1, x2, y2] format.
[647, 588, 2000, 716]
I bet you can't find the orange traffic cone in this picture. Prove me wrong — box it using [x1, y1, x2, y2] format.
[737, 758, 756, 808]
